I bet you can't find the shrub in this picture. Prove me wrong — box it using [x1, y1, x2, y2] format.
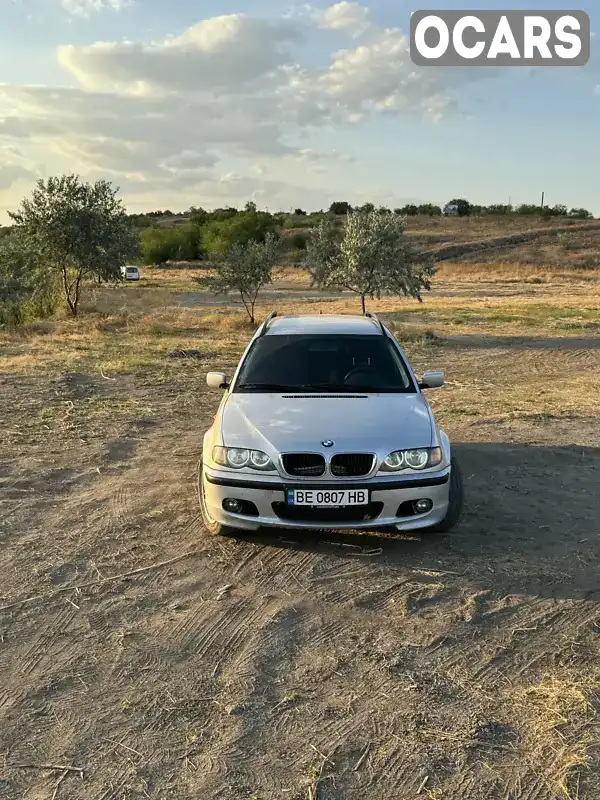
[201, 211, 279, 257]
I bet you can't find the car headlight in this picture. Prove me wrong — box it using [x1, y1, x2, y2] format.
[212, 446, 275, 471]
[380, 447, 443, 472]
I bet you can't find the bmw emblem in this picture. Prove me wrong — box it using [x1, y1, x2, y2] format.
[321, 440, 334, 448]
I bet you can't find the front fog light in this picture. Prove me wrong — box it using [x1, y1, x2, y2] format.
[223, 498, 242, 513]
[414, 498, 433, 514]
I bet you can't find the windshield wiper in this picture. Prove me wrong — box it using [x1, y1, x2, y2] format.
[296, 383, 387, 392]
[236, 383, 300, 391]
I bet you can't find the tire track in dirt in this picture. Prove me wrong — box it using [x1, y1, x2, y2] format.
[470, 601, 600, 685]
[431, 596, 553, 674]
[246, 545, 323, 592]
[172, 595, 279, 670]
[18, 605, 78, 677]
[308, 559, 378, 585]
[109, 484, 135, 531]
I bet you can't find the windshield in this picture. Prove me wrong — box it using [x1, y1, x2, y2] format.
[234, 334, 415, 393]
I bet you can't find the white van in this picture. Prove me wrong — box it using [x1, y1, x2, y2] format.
[121, 265, 140, 281]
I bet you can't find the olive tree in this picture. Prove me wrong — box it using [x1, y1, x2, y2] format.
[9, 175, 138, 315]
[305, 209, 436, 314]
[0, 233, 60, 325]
[195, 232, 280, 324]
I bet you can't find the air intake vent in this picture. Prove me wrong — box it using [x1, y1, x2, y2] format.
[282, 396, 368, 399]
[282, 453, 326, 477]
[330, 453, 375, 477]
[272, 501, 383, 524]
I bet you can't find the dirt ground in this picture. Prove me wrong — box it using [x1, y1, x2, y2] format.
[1, 267, 600, 800]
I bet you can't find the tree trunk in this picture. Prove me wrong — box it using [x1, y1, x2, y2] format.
[62, 265, 76, 315]
[239, 291, 253, 324]
[72, 270, 84, 316]
[361, 294, 366, 314]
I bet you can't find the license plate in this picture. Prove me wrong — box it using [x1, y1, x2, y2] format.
[286, 489, 369, 506]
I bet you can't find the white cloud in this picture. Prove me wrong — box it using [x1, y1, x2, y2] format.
[57, 15, 303, 93]
[317, 1, 372, 37]
[0, 3, 500, 214]
[60, 0, 131, 16]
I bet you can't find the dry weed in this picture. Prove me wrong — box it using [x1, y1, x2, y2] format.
[508, 672, 600, 798]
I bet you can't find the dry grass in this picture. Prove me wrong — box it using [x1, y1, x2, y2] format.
[279, 262, 600, 287]
[509, 673, 600, 799]
[4, 267, 600, 380]
[435, 261, 600, 283]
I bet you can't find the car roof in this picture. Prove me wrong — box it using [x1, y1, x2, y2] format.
[264, 315, 383, 336]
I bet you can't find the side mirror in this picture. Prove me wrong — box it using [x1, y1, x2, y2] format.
[206, 372, 229, 389]
[419, 371, 445, 389]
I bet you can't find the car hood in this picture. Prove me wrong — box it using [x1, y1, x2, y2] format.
[220, 393, 434, 455]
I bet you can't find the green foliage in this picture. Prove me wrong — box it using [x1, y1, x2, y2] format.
[201, 211, 278, 257]
[188, 206, 209, 226]
[486, 204, 514, 215]
[418, 203, 442, 216]
[396, 205, 418, 216]
[0, 233, 61, 326]
[139, 223, 203, 264]
[396, 203, 442, 216]
[127, 210, 186, 228]
[291, 233, 308, 250]
[358, 202, 375, 213]
[209, 207, 239, 222]
[195, 233, 280, 323]
[305, 209, 436, 314]
[569, 207, 592, 219]
[329, 201, 353, 215]
[516, 204, 542, 215]
[541, 204, 566, 219]
[9, 175, 137, 315]
[448, 198, 471, 216]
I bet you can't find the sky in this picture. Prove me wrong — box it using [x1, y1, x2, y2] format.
[0, 0, 598, 221]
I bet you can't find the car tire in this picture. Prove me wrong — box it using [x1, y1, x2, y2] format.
[197, 459, 239, 537]
[424, 456, 464, 534]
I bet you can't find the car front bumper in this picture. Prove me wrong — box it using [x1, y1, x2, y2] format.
[202, 466, 451, 532]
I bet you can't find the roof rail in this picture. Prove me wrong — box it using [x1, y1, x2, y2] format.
[365, 312, 386, 336]
[257, 311, 278, 337]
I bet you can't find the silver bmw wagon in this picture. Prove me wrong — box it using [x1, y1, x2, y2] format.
[199, 312, 463, 536]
